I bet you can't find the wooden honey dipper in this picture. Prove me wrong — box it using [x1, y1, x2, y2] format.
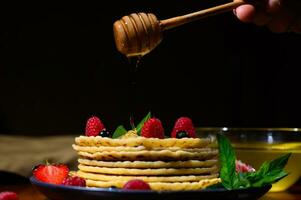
[113, 0, 245, 57]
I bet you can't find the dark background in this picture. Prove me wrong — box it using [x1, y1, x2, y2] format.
[0, 1, 301, 135]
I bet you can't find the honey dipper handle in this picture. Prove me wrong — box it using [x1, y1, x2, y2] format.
[160, 0, 245, 30]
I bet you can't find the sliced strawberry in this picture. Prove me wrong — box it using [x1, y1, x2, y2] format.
[33, 163, 69, 185]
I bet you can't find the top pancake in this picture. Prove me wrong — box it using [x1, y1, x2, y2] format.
[75, 136, 211, 148]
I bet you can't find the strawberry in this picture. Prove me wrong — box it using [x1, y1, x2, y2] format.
[141, 118, 164, 139]
[171, 117, 196, 138]
[236, 160, 256, 173]
[62, 176, 86, 187]
[33, 163, 69, 185]
[123, 179, 151, 190]
[0, 191, 18, 200]
[85, 116, 105, 136]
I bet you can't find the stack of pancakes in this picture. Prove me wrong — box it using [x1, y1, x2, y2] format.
[72, 135, 220, 190]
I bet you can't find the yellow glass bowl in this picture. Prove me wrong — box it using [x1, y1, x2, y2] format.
[197, 127, 301, 192]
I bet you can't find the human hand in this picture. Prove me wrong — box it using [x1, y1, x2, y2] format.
[233, 0, 301, 33]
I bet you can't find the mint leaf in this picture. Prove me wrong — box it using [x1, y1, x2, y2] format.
[245, 153, 291, 187]
[112, 125, 127, 138]
[269, 153, 291, 172]
[136, 112, 151, 135]
[217, 134, 237, 189]
[234, 173, 251, 188]
[250, 171, 288, 188]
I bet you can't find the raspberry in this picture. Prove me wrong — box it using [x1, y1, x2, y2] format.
[123, 179, 151, 190]
[171, 117, 196, 138]
[62, 176, 86, 187]
[85, 116, 105, 136]
[0, 191, 18, 200]
[236, 160, 256, 173]
[141, 118, 164, 139]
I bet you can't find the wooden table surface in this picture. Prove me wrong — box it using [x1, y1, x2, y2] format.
[1, 182, 301, 200]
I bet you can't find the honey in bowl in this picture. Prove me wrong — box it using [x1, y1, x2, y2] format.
[197, 127, 301, 192]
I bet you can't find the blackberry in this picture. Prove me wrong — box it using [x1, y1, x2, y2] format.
[176, 131, 189, 138]
[99, 129, 111, 137]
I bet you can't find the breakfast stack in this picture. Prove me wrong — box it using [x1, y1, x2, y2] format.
[72, 116, 220, 190]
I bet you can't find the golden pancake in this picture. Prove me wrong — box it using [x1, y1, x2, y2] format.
[78, 164, 219, 175]
[73, 144, 214, 153]
[75, 136, 211, 148]
[73, 145, 147, 152]
[78, 158, 218, 168]
[76, 170, 219, 182]
[77, 149, 218, 161]
[85, 178, 221, 190]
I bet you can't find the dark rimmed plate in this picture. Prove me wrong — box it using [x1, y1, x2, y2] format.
[30, 176, 271, 200]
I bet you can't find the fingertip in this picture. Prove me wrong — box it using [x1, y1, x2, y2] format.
[234, 4, 256, 23]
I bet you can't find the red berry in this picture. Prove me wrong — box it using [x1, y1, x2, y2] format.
[0, 192, 18, 200]
[236, 160, 256, 173]
[123, 179, 151, 190]
[33, 163, 69, 185]
[141, 118, 164, 139]
[62, 176, 86, 187]
[85, 116, 105, 136]
[171, 117, 196, 138]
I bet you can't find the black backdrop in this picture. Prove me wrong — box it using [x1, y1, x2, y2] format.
[0, 1, 301, 135]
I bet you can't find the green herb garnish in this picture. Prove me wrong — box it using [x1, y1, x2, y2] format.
[217, 133, 237, 189]
[136, 111, 151, 135]
[243, 153, 290, 188]
[112, 125, 127, 139]
[217, 134, 291, 190]
[112, 112, 151, 138]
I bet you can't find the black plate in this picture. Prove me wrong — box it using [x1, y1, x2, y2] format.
[30, 176, 271, 200]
